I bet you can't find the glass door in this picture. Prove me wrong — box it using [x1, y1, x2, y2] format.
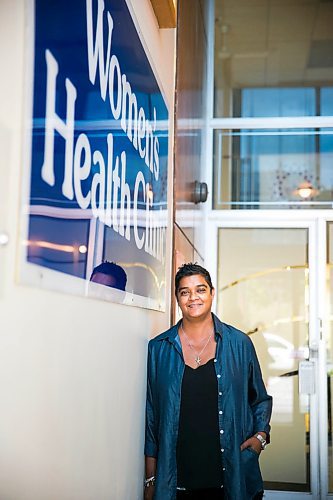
[325, 221, 333, 497]
[216, 223, 320, 498]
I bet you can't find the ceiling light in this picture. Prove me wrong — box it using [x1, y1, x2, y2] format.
[293, 181, 319, 200]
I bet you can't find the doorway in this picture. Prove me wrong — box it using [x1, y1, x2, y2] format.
[208, 215, 333, 498]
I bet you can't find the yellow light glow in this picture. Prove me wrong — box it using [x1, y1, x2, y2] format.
[26, 240, 74, 253]
[78, 245, 88, 254]
[293, 181, 318, 200]
[298, 187, 312, 199]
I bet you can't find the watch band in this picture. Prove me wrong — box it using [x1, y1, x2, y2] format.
[255, 433, 267, 450]
[144, 476, 156, 488]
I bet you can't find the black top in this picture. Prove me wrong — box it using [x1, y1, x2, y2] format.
[176, 359, 222, 489]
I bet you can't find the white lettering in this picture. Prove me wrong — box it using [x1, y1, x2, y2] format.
[145, 118, 153, 174]
[104, 134, 113, 227]
[153, 136, 159, 181]
[121, 74, 138, 147]
[119, 151, 131, 241]
[40, 10, 167, 265]
[85, 0, 161, 178]
[137, 107, 145, 159]
[91, 150, 106, 220]
[108, 55, 122, 119]
[73, 133, 91, 209]
[133, 172, 145, 250]
[86, 0, 113, 100]
[144, 184, 153, 255]
[112, 155, 120, 232]
[41, 50, 77, 200]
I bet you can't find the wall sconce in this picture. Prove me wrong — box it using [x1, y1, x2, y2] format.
[293, 181, 319, 200]
[193, 181, 208, 204]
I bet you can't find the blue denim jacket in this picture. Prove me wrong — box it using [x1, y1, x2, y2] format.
[145, 314, 272, 500]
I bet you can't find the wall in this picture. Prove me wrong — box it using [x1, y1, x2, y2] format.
[0, 1, 175, 499]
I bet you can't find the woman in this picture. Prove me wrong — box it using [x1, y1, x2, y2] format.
[144, 263, 272, 499]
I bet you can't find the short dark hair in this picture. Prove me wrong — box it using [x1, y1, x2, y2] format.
[175, 263, 214, 295]
[90, 261, 127, 291]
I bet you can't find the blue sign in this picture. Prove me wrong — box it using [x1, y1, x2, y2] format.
[26, 0, 169, 309]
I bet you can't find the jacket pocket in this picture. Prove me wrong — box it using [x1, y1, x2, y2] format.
[246, 446, 260, 457]
[241, 448, 263, 498]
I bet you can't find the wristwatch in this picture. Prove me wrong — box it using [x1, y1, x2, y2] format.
[144, 476, 156, 488]
[255, 433, 267, 450]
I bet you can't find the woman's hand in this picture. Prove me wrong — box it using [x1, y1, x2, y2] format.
[240, 436, 262, 455]
[144, 456, 156, 499]
[144, 484, 155, 500]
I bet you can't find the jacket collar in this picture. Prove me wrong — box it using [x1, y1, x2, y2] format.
[159, 312, 224, 342]
[212, 313, 224, 338]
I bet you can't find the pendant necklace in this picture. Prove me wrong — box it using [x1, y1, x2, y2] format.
[180, 323, 214, 366]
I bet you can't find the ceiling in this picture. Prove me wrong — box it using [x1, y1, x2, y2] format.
[214, 0, 333, 88]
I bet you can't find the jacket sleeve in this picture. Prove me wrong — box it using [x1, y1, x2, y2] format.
[144, 341, 158, 457]
[248, 339, 273, 441]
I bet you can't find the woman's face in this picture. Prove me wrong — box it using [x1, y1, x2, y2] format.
[176, 274, 215, 322]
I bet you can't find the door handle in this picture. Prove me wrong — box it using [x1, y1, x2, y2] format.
[0, 231, 9, 246]
[298, 360, 315, 395]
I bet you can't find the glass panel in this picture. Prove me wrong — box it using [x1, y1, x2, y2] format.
[24, 0, 169, 311]
[27, 215, 90, 278]
[214, 0, 333, 118]
[213, 129, 333, 209]
[327, 223, 333, 492]
[217, 228, 310, 491]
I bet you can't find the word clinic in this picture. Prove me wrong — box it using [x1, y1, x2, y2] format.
[41, 50, 166, 263]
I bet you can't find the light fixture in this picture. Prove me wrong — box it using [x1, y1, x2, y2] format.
[293, 181, 318, 200]
[78, 245, 88, 254]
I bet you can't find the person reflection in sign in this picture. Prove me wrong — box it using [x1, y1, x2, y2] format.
[144, 263, 272, 500]
[90, 261, 127, 291]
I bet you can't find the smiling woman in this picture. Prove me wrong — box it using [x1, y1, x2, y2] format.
[177, 274, 215, 325]
[144, 263, 272, 500]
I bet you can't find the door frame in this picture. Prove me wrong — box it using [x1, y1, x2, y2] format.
[205, 210, 333, 498]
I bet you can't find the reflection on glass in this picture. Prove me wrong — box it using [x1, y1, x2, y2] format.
[27, 215, 90, 278]
[214, 0, 333, 118]
[213, 129, 333, 209]
[218, 228, 310, 491]
[26, 0, 169, 311]
[90, 261, 127, 291]
[102, 224, 166, 306]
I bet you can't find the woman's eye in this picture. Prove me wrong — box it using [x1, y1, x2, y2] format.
[180, 290, 189, 296]
[197, 288, 206, 294]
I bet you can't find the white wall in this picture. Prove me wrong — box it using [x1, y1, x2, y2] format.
[0, 1, 175, 499]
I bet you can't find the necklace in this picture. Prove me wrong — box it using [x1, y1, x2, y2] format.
[180, 323, 214, 366]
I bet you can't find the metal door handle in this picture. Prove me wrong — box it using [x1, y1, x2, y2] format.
[298, 360, 315, 395]
[0, 232, 9, 246]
